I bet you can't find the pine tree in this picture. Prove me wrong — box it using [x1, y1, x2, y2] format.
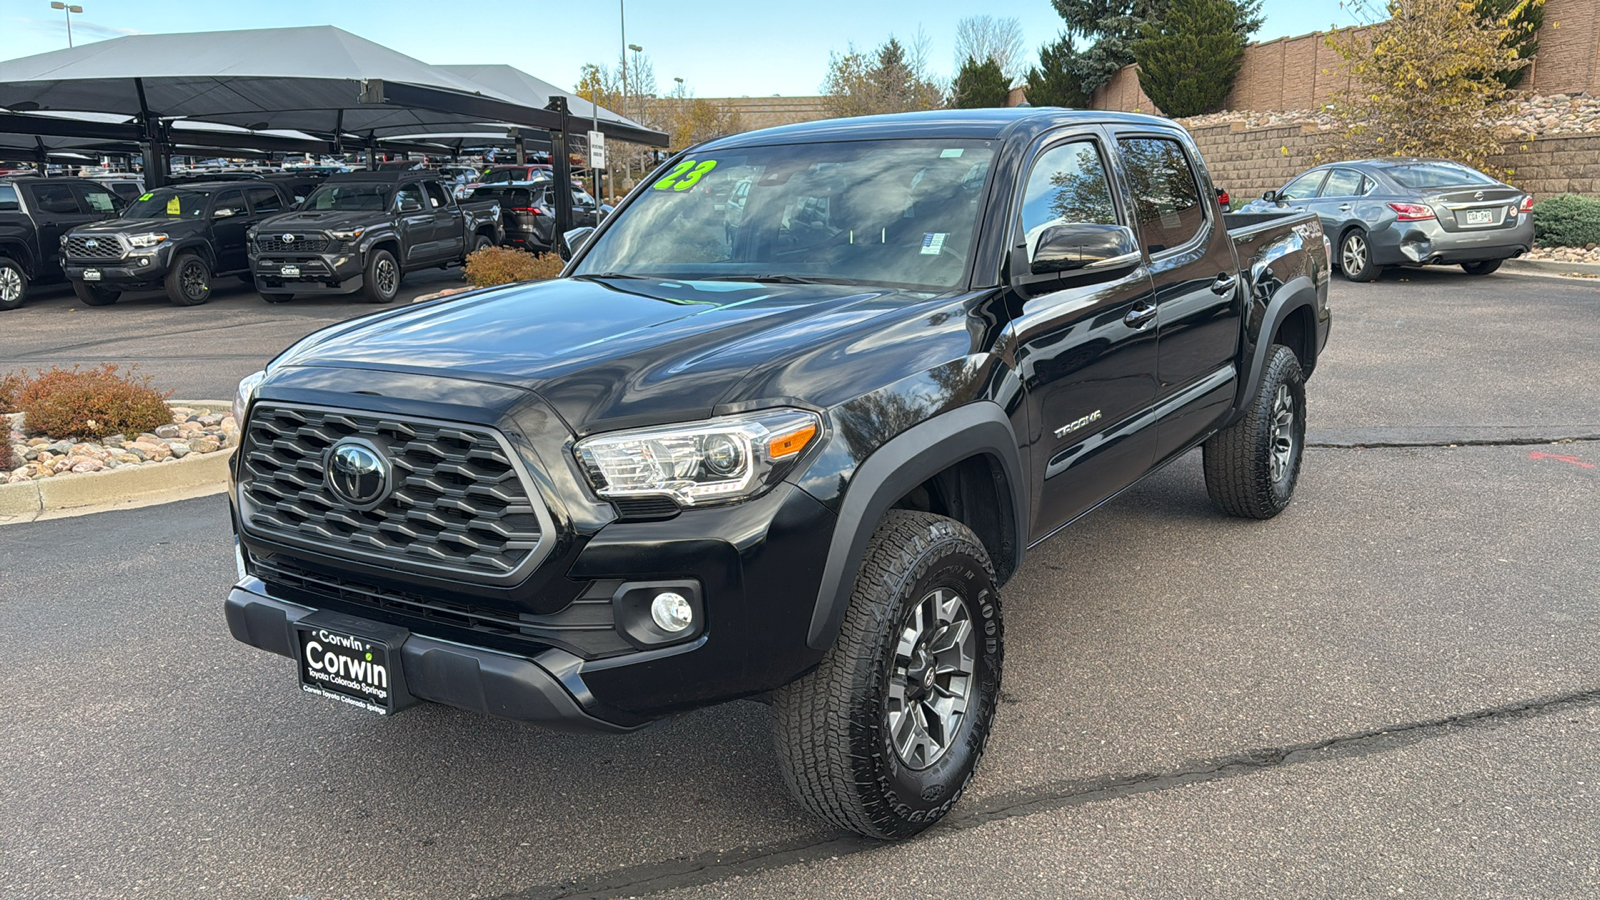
[953, 56, 1011, 108]
[1024, 36, 1090, 108]
[1049, 0, 1261, 94]
[1131, 0, 1249, 117]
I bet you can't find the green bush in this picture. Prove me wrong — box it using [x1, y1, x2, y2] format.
[462, 247, 564, 288]
[16, 364, 172, 440]
[1531, 194, 1600, 248]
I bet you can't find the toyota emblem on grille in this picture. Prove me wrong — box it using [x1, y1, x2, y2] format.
[325, 439, 390, 509]
[85, 239, 99, 249]
[282, 234, 295, 242]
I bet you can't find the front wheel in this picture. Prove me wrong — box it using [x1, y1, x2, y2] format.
[1461, 259, 1501, 276]
[1338, 229, 1380, 282]
[362, 249, 400, 303]
[773, 510, 1003, 840]
[72, 280, 120, 306]
[1203, 344, 1306, 519]
[165, 252, 213, 306]
[0, 256, 27, 310]
[471, 233, 495, 254]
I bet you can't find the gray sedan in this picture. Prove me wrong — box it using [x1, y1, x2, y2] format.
[1242, 158, 1533, 281]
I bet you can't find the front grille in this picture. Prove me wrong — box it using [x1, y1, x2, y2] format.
[255, 234, 330, 253]
[238, 404, 549, 582]
[253, 555, 631, 658]
[65, 234, 125, 260]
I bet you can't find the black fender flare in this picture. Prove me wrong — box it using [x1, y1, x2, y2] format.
[1234, 274, 1320, 418]
[805, 401, 1026, 650]
[168, 239, 216, 270]
[0, 239, 35, 277]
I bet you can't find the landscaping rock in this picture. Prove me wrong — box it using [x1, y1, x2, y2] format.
[154, 424, 180, 439]
[169, 442, 191, 459]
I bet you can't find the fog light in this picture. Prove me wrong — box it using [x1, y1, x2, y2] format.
[650, 592, 693, 632]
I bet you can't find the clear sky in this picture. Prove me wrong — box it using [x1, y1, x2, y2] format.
[4, 0, 1363, 98]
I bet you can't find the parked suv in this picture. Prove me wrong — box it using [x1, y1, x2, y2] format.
[61, 180, 294, 306]
[226, 108, 1330, 840]
[471, 180, 598, 252]
[0, 176, 125, 310]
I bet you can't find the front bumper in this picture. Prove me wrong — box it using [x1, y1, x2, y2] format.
[63, 250, 171, 287]
[251, 251, 365, 294]
[226, 578, 654, 732]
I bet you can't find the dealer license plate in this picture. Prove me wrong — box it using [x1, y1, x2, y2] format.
[295, 623, 400, 715]
[279, 265, 301, 278]
[1463, 209, 1495, 226]
[83, 268, 101, 281]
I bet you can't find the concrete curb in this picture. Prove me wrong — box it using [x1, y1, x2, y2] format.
[1, 399, 235, 525]
[1501, 257, 1600, 278]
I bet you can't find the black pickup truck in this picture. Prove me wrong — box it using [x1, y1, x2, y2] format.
[225, 109, 1330, 839]
[60, 180, 295, 306]
[0, 176, 125, 310]
[247, 171, 501, 304]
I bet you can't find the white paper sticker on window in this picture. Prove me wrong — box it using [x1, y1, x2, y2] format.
[921, 232, 947, 255]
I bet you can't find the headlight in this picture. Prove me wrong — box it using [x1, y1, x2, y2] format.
[127, 232, 168, 248]
[328, 228, 365, 241]
[233, 370, 265, 425]
[574, 409, 820, 507]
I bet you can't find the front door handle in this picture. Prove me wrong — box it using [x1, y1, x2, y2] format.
[1123, 302, 1157, 330]
[1339, 204, 1352, 212]
[1211, 273, 1239, 296]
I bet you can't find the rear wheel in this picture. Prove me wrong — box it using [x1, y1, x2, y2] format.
[165, 252, 212, 306]
[71, 280, 120, 306]
[1461, 259, 1502, 276]
[362, 249, 400, 303]
[773, 510, 1003, 840]
[1203, 344, 1306, 519]
[1338, 229, 1380, 282]
[0, 256, 26, 310]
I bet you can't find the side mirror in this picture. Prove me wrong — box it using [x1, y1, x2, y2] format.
[398, 198, 423, 213]
[559, 226, 595, 261]
[213, 207, 237, 219]
[1030, 223, 1141, 276]
[1260, 190, 1278, 203]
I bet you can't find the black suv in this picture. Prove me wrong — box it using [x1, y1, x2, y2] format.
[0, 177, 125, 310]
[471, 180, 599, 252]
[61, 180, 293, 306]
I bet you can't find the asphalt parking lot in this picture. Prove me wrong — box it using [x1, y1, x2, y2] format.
[2, 267, 1597, 898]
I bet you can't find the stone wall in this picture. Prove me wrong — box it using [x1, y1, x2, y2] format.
[1187, 122, 1600, 200]
[1090, 0, 1600, 115]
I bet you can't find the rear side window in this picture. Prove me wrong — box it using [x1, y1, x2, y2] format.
[247, 187, 283, 214]
[1117, 137, 1206, 254]
[1319, 168, 1364, 198]
[32, 184, 81, 214]
[1278, 171, 1326, 202]
[1018, 140, 1118, 259]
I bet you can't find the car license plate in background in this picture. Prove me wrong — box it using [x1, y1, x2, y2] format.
[295, 624, 397, 715]
[280, 265, 301, 277]
[1463, 209, 1495, 226]
[83, 268, 101, 281]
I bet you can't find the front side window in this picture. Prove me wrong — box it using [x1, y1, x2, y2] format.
[423, 182, 450, 208]
[572, 139, 995, 290]
[1118, 137, 1206, 254]
[1278, 171, 1326, 202]
[302, 184, 390, 212]
[0, 185, 17, 210]
[394, 185, 426, 211]
[77, 185, 119, 214]
[213, 190, 248, 218]
[124, 188, 213, 219]
[246, 187, 283, 214]
[1018, 139, 1119, 259]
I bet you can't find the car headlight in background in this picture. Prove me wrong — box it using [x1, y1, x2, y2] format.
[127, 232, 168, 248]
[575, 409, 821, 507]
[233, 370, 265, 425]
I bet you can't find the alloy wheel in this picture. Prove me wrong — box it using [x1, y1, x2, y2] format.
[1341, 234, 1367, 274]
[885, 587, 976, 770]
[181, 260, 208, 300]
[0, 266, 21, 304]
[375, 257, 397, 297]
[1270, 383, 1297, 486]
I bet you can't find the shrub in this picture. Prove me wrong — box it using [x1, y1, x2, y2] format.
[1, 436, 13, 472]
[1531, 194, 1600, 249]
[0, 371, 22, 414]
[16, 364, 172, 440]
[462, 247, 564, 288]
[1132, 0, 1251, 118]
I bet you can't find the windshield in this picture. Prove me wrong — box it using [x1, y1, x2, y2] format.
[124, 188, 212, 219]
[300, 183, 392, 212]
[572, 139, 995, 289]
[1384, 162, 1496, 190]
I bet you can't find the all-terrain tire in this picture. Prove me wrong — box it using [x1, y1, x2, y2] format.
[773, 510, 1003, 840]
[71, 280, 120, 306]
[362, 248, 400, 303]
[1338, 229, 1380, 282]
[165, 252, 212, 306]
[1203, 344, 1306, 519]
[471, 233, 495, 253]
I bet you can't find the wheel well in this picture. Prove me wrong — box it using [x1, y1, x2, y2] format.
[1273, 303, 1316, 376]
[370, 240, 401, 264]
[887, 453, 1019, 584]
[0, 242, 34, 276]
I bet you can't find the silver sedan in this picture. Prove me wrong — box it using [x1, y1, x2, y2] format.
[1242, 158, 1534, 281]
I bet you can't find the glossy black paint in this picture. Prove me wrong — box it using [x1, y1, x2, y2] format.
[233, 108, 1331, 729]
[0, 177, 123, 289]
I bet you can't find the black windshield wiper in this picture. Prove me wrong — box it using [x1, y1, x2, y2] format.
[699, 274, 861, 285]
[576, 272, 656, 281]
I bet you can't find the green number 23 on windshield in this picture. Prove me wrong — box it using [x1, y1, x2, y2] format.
[653, 159, 718, 192]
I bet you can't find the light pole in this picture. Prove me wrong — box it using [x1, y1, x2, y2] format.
[50, 2, 82, 48]
[624, 42, 642, 184]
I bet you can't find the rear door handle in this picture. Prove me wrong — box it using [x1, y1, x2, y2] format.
[1211, 273, 1239, 295]
[1123, 302, 1157, 330]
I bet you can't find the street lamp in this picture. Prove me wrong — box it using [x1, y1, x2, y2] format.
[50, 1, 83, 48]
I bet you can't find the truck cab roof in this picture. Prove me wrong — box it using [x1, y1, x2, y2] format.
[700, 107, 1181, 152]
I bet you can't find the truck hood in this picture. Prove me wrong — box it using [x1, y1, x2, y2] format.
[256, 209, 378, 232]
[271, 276, 919, 433]
[73, 217, 204, 237]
